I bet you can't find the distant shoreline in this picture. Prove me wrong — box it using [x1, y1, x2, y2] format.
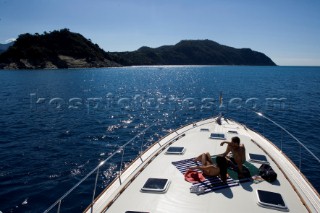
[0, 29, 276, 69]
[5, 65, 320, 72]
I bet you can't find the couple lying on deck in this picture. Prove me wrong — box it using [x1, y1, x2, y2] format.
[188, 136, 246, 182]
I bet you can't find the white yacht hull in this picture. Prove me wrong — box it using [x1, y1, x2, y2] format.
[84, 117, 320, 213]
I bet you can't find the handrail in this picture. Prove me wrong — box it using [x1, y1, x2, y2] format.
[44, 112, 319, 212]
[254, 111, 320, 165]
[44, 123, 157, 213]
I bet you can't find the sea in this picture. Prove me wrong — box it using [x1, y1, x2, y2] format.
[0, 66, 319, 212]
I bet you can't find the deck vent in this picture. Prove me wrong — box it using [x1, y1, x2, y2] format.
[141, 178, 170, 193]
[248, 153, 269, 164]
[200, 128, 210, 132]
[210, 133, 226, 140]
[165, 146, 185, 155]
[256, 190, 289, 211]
[228, 130, 238, 134]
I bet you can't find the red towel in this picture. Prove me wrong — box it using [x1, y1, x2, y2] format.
[184, 170, 206, 183]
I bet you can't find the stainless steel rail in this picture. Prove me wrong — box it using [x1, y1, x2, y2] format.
[254, 111, 320, 170]
[44, 112, 319, 212]
[44, 123, 158, 213]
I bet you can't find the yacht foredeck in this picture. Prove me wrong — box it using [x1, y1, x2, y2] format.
[85, 118, 319, 213]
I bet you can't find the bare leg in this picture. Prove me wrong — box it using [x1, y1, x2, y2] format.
[240, 146, 246, 163]
[195, 153, 213, 166]
[201, 153, 209, 166]
[201, 152, 214, 166]
[194, 153, 204, 162]
[234, 156, 244, 178]
[237, 146, 246, 178]
[205, 152, 213, 165]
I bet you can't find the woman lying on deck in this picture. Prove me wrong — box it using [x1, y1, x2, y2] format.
[188, 153, 228, 182]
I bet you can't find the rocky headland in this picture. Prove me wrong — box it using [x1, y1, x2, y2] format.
[0, 29, 276, 69]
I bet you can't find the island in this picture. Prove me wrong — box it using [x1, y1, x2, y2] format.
[0, 29, 276, 69]
[0, 41, 14, 54]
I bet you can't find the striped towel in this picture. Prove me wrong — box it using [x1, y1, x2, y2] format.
[172, 158, 239, 194]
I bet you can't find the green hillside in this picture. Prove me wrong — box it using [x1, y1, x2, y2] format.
[111, 39, 276, 66]
[0, 29, 119, 69]
[0, 29, 276, 69]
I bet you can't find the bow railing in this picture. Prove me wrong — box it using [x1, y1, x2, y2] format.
[44, 122, 162, 213]
[44, 111, 320, 212]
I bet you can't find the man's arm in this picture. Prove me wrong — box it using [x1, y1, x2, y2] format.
[220, 141, 231, 146]
[220, 142, 232, 157]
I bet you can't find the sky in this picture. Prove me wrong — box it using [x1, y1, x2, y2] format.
[0, 0, 320, 66]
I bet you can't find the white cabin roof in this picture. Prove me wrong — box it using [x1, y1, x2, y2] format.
[85, 118, 319, 213]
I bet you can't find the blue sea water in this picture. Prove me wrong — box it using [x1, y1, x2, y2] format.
[0, 66, 319, 212]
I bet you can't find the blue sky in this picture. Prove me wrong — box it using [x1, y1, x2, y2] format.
[0, 0, 320, 66]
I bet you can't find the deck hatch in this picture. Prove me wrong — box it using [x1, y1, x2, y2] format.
[141, 178, 170, 193]
[227, 130, 238, 134]
[256, 190, 289, 211]
[210, 133, 226, 140]
[165, 146, 185, 154]
[248, 153, 269, 164]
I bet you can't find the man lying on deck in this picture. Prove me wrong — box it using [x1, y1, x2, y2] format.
[220, 136, 246, 178]
[188, 153, 228, 182]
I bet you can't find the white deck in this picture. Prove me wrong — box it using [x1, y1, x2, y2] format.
[85, 118, 320, 213]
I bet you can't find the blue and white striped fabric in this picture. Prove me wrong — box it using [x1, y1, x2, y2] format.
[172, 158, 198, 174]
[172, 158, 239, 194]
